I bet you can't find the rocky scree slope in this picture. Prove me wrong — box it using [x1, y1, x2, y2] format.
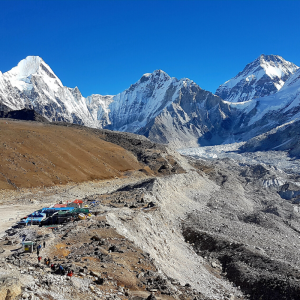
[181, 157, 300, 300]
[1, 207, 203, 300]
[2, 120, 300, 299]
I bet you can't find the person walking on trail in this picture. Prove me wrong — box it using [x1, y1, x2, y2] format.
[59, 265, 64, 275]
[43, 241, 46, 248]
[38, 256, 42, 264]
[37, 248, 39, 256]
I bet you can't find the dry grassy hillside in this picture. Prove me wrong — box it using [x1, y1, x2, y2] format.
[0, 120, 144, 190]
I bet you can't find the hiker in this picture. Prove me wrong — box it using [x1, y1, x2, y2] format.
[37, 248, 40, 256]
[38, 256, 42, 264]
[50, 263, 55, 270]
[44, 258, 47, 265]
[67, 270, 73, 277]
[59, 265, 64, 275]
[43, 241, 46, 248]
[47, 258, 51, 266]
[38, 244, 42, 251]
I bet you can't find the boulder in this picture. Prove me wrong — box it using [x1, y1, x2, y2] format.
[0, 274, 22, 300]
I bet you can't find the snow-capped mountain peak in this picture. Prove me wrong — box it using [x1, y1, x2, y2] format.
[259, 54, 298, 83]
[0, 56, 98, 126]
[138, 69, 172, 85]
[216, 54, 299, 102]
[5, 55, 63, 93]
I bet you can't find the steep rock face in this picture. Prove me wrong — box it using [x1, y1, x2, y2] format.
[136, 81, 236, 148]
[107, 70, 179, 132]
[85, 94, 113, 128]
[240, 119, 300, 157]
[106, 70, 236, 148]
[0, 108, 49, 122]
[216, 54, 299, 103]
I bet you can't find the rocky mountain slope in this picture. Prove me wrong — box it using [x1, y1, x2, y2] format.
[239, 119, 300, 157]
[216, 54, 299, 102]
[107, 70, 236, 148]
[0, 119, 142, 190]
[0, 118, 187, 190]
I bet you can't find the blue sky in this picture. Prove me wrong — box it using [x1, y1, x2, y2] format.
[0, 0, 299, 96]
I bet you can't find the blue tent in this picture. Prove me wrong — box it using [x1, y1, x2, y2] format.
[40, 207, 75, 217]
[19, 212, 46, 225]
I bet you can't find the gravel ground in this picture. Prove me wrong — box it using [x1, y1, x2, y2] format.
[0, 171, 148, 237]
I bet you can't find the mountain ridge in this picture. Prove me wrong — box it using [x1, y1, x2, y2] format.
[1, 54, 300, 149]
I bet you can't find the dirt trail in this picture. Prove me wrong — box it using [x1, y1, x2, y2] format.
[0, 171, 148, 237]
[0, 205, 47, 238]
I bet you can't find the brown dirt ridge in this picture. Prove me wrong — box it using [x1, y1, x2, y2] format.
[0, 119, 144, 190]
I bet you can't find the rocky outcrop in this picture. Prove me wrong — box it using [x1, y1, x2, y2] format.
[0, 108, 49, 122]
[0, 274, 22, 300]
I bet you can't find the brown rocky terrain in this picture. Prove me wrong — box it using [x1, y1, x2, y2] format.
[0, 119, 185, 191]
[0, 119, 144, 190]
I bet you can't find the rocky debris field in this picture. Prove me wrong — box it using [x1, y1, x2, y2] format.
[182, 157, 300, 299]
[0, 200, 204, 300]
[0, 170, 150, 238]
[4, 149, 300, 299]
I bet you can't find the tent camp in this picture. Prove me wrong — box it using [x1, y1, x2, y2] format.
[67, 199, 83, 208]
